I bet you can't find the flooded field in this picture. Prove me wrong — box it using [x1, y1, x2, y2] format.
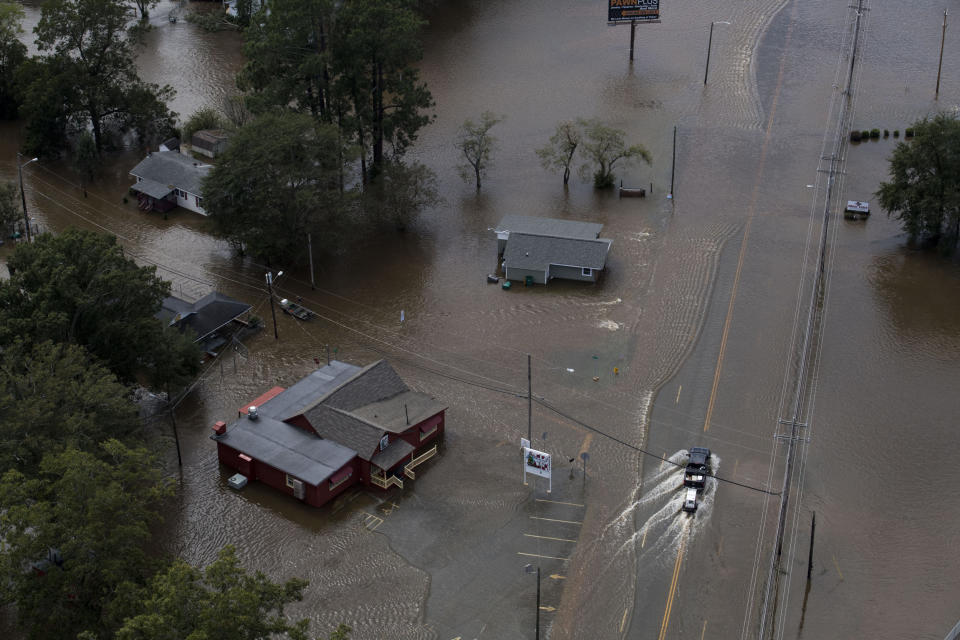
[2, 0, 960, 638]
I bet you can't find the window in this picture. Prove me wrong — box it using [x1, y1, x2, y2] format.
[196, 196, 204, 208]
[379, 434, 389, 451]
[285, 474, 297, 488]
[329, 469, 352, 490]
[582, 267, 592, 277]
[420, 424, 438, 441]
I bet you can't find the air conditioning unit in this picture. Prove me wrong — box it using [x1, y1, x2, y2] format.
[292, 479, 305, 500]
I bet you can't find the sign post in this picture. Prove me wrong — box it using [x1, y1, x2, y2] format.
[523, 446, 552, 493]
[608, 1, 661, 61]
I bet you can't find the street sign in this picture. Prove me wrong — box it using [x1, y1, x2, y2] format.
[524, 446, 552, 492]
[608, 0, 660, 24]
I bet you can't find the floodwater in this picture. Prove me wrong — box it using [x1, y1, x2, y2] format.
[2, 0, 960, 638]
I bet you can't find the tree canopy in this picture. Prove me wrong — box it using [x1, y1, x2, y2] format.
[0, 441, 174, 640]
[114, 546, 349, 640]
[536, 120, 582, 186]
[203, 111, 352, 262]
[0, 2, 27, 119]
[0, 340, 137, 474]
[876, 112, 960, 253]
[0, 229, 201, 388]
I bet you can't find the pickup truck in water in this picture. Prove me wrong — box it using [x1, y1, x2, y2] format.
[683, 447, 712, 489]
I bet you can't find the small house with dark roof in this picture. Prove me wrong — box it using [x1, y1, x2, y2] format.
[129, 150, 210, 215]
[156, 291, 252, 353]
[210, 360, 446, 507]
[493, 216, 613, 285]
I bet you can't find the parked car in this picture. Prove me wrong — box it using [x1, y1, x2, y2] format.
[681, 487, 699, 513]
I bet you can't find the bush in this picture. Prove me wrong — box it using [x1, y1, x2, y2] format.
[905, 127, 915, 138]
[182, 107, 228, 144]
[883, 129, 889, 138]
[893, 130, 900, 137]
[850, 130, 862, 142]
[861, 130, 871, 139]
[870, 128, 881, 139]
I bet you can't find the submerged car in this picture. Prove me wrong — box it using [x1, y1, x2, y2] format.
[681, 487, 699, 513]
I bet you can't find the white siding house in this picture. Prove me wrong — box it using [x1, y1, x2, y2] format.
[129, 151, 211, 215]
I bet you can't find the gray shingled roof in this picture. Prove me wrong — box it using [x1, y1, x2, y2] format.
[322, 360, 409, 411]
[351, 390, 447, 434]
[494, 215, 603, 240]
[261, 361, 363, 420]
[303, 404, 384, 460]
[503, 233, 612, 271]
[213, 415, 355, 486]
[371, 438, 415, 470]
[130, 178, 173, 199]
[129, 151, 210, 195]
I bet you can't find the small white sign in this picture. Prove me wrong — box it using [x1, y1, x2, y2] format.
[523, 447, 552, 492]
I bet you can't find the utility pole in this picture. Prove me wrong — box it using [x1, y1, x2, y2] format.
[629, 19, 636, 61]
[307, 232, 316, 289]
[704, 21, 730, 85]
[166, 385, 182, 467]
[936, 9, 948, 100]
[17, 153, 38, 242]
[527, 354, 532, 441]
[265, 271, 281, 340]
[669, 125, 677, 199]
[535, 565, 541, 640]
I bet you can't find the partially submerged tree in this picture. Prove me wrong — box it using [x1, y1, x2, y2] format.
[0, 441, 174, 640]
[0, 2, 27, 119]
[114, 546, 350, 640]
[131, 0, 157, 22]
[0, 229, 202, 387]
[875, 112, 960, 253]
[71, 130, 98, 189]
[456, 111, 503, 191]
[0, 180, 20, 235]
[365, 159, 439, 231]
[203, 111, 351, 261]
[182, 106, 228, 144]
[536, 120, 582, 185]
[577, 117, 651, 189]
[23, 0, 176, 153]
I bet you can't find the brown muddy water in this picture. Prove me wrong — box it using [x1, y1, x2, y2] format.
[2, 1, 960, 638]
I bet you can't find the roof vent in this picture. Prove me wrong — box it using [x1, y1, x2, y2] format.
[212, 421, 227, 436]
[248, 405, 259, 420]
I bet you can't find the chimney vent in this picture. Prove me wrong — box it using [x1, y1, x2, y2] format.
[212, 421, 227, 436]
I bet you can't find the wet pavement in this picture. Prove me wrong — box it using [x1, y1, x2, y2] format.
[2, 0, 960, 638]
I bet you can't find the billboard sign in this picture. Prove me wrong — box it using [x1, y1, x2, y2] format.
[608, 0, 660, 23]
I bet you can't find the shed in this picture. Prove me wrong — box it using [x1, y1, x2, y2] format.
[191, 129, 232, 158]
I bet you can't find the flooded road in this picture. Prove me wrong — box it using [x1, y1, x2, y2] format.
[3, 0, 960, 638]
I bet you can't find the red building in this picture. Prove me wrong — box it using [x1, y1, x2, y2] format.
[211, 360, 446, 507]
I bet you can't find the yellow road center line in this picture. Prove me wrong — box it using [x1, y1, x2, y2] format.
[702, 5, 792, 433]
[524, 533, 577, 543]
[700, 619, 708, 640]
[733, 458, 739, 478]
[676, 385, 682, 404]
[620, 607, 629, 633]
[658, 535, 687, 640]
[579, 433, 593, 456]
[833, 555, 844, 580]
[517, 552, 569, 561]
[642, 528, 649, 548]
[660, 453, 666, 471]
[536, 499, 584, 507]
[530, 516, 583, 525]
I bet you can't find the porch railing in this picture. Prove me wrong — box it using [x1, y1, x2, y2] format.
[404, 445, 438, 480]
[370, 473, 403, 490]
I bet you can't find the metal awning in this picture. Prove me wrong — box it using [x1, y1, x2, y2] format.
[130, 178, 173, 199]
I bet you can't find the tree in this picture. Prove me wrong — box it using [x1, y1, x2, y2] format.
[456, 111, 503, 191]
[25, 0, 177, 153]
[72, 130, 99, 190]
[203, 112, 352, 262]
[0, 180, 20, 235]
[536, 120, 582, 186]
[0, 2, 27, 119]
[0, 441, 174, 640]
[0, 229, 202, 387]
[131, 0, 157, 22]
[0, 340, 137, 474]
[876, 112, 960, 253]
[365, 159, 439, 231]
[114, 546, 350, 640]
[577, 118, 651, 189]
[182, 106, 228, 145]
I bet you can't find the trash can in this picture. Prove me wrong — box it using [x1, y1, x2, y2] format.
[502, 280, 512, 290]
[525, 275, 534, 286]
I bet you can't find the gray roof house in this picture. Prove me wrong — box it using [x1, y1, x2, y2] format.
[156, 291, 252, 345]
[129, 151, 210, 215]
[494, 216, 613, 285]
